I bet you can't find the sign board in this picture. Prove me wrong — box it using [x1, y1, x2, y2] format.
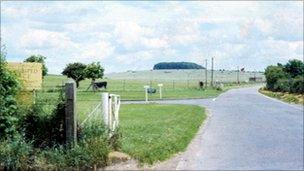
[7, 62, 42, 90]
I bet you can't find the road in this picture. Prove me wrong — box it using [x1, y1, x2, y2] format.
[126, 87, 304, 170]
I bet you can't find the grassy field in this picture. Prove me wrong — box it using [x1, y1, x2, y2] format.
[105, 69, 265, 83]
[35, 72, 263, 121]
[119, 104, 206, 164]
[259, 88, 304, 105]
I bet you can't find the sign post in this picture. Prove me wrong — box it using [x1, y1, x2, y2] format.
[158, 83, 163, 99]
[144, 85, 150, 102]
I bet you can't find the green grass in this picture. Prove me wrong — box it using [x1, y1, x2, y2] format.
[38, 75, 262, 121]
[119, 104, 206, 164]
[259, 88, 304, 105]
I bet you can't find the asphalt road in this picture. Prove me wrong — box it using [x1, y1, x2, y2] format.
[128, 87, 304, 170]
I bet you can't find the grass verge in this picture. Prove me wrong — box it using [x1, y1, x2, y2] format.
[259, 88, 304, 105]
[119, 104, 206, 164]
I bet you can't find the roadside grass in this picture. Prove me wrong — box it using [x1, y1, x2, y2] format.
[259, 88, 304, 105]
[119, 104, 206, 164]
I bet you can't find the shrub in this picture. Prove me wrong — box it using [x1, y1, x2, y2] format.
[0, 47, 21, 139]
[274, 79, 291, 92]
[264, 65, 286, 91]
[21, 93, 65, 148]
[0, 135, 33, 170]
[34, 147, 67, 169]
[264, 59, 304, 94]
[283, 59, 304, 78]
[291, 77, 304, 94]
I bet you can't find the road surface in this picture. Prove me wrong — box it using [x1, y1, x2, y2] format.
[125, 87, 304, 170]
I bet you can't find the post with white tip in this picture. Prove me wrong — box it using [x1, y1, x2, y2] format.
[144, 85, 149, 102]
[158, 83, 163, 99]
[102, 93, 109, 127]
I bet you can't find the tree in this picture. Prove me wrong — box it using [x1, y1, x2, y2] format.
[264, 65, 287, 91]
[62, 62, 87, 88]
[283, 59, 304, 78]
[84, 62, 104, 82]
[24, 55, 48, 78]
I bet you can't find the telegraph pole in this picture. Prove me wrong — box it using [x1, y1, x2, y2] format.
[205, 59, 208, 87]
[211, 57, 214, 87]
[237, 66, 240, 85]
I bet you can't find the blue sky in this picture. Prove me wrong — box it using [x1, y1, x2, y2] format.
[1, 1, 303, 74]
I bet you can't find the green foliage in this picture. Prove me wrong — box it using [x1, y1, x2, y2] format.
[109, 128, 122, 151]
[24, 55, 48, 78]
[65, 137, 109, 168]
[0, 47, 21, 140]
[274, 79, 291, 92]
[84, 62, 104, 81]
[62, 62, 87, 88]
[265, 65, 286, 91]
[283, 59, 304, 78]
[153, 62, 204, 70]
[21, 93, 65, 148]
[0, 134, 33, 170]
[264, 59, 304, 94]
[290, 76, 304, 93]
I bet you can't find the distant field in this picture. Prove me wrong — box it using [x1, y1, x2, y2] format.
[38, 70, 264, 121]
[105, 69, 265, 82]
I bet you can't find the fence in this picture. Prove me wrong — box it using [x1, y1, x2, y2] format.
[79, 92, 121, 136]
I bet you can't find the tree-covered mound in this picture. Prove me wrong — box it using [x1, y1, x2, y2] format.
[153, 62, 204, 70]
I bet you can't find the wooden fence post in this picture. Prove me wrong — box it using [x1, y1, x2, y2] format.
[65, 81, 77, 145]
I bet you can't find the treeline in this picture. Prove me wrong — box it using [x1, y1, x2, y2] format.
[265, 59, 304, 94]
[153, 62, 204, 70]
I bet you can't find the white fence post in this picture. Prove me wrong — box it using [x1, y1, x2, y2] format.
[158, 83, 163, 99]
[108, 95, 112, 130]
[102, 93, 109, 127]
[144, 85, 149, 102]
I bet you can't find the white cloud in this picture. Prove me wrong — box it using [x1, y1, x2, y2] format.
[20, 29, 77, 50]
[1, 1, 303, 73]
[80, 41, 115, 61]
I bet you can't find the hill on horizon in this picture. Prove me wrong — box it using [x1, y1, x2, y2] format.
[153, 62, 204, 70]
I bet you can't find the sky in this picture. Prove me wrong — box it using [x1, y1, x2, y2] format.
[1, 1, 303, 74]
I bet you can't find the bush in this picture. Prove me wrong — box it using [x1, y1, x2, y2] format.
[283, 59, 304, 78]
[0, 135, 33, 170]
[21, 93, 65, 148]
[264, 65, 286, 91]
[274, 79, 291, 92]
[291, 77, 304, 94]
[0, 47, 21, 140]
[264, 60, 304, 94]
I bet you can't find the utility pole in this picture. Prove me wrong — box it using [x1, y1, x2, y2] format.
[211, 57, 214, 87]
[205, 59, 208, 87]
[237, 66, 240, 85]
